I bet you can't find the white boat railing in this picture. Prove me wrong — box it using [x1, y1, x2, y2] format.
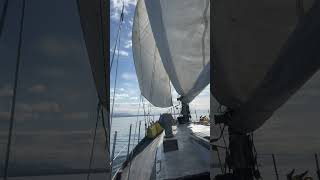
[110, 119, 150, 179]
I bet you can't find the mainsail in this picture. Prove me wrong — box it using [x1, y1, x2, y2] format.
[212, 0, 319, 132]
[133, 0, 210, 107]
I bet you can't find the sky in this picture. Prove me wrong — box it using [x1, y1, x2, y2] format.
[109, 0, 210, 115]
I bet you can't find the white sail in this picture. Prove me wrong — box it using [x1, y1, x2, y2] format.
[212, 0, 317, 132]
[132, 0, 173, 107]
[141, 0, 210, 104]
[77, 0, 109, 109]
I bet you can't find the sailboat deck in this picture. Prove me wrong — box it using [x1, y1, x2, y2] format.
[117, 123, 210, 180]
[155, 123, 210, 179]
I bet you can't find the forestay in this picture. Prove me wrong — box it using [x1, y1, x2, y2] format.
[132, 0, 173, 107]
[212, 0, 319, 132]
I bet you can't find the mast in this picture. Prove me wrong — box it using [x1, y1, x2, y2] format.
[177, 96, 191, 124]
[214, 112, 260, 180]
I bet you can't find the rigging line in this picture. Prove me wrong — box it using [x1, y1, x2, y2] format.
[133, 95, 142, 146]
[110, 3, 124, 70]
[98, 0, 110, 155]
[251, 133, 261, 173]
[87, 103, 101, 180]
[142, 97, 147, 125]
[149, 103, 152, 121]
[210, 124, 226, 143]
[3, 0, 26, 179]
[110, 22, 122, 127]
[98, 0, 108, 108]
[168, 80, 173, 105]
[0, 0, 9, 39]
[219, 124, 228, 174]
[100, 104, 110, 151]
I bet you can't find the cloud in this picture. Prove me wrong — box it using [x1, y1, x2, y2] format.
[128, 31, 132, 38]
[118, 50, 129, 56]
[110, 49, 129, 56]
[115, 93, 129, 99]
[110, 0, 137, 20]
[128, 20, 133, 26]
[121, 73, 136, 81]
[0, 85, 13, 97]
[124, 40, 132, 49]
[28, 84, 47, 93]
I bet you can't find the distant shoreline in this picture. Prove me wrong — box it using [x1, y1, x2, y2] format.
[112, 111, 209, 118]
[112, 113, 179, 118]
